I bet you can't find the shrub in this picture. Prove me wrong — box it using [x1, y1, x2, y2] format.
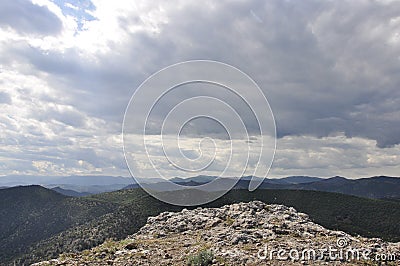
[186, 249, 214, 266]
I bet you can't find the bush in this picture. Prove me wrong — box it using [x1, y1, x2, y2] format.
[186, 249, 214, 266]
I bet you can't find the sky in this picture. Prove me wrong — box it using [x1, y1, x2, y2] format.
[0, 0, 399, 179]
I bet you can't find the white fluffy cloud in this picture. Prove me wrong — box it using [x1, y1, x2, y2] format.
[0, 0, 399, 178]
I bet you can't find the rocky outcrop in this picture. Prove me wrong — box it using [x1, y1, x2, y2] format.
[33, 201, 400, 265]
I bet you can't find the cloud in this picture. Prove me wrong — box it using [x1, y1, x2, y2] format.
[271, 134, 400, 178]
[123, 133, 400, 179]
[0, 92, 11, 104]
[0, 0, 63, 36]
[0, 0, 399, 177]
[29, 0, 399, 146]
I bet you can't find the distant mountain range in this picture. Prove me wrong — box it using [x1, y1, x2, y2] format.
[0, 175, 134, 186]
[140, 175, 400, 199]
[50, 187, 91, 197]
[121, 175, 323, 193]
[0, 175, 149, 195]
[260, 175, 400, 199]
[1, 175, 399, 199]
[170, 175, 323, 185]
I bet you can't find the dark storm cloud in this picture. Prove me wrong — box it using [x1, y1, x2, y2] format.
[151, 0, 400, 148]
[123, 0, 400, 147]
[3, 0, 400, 149]
[0, 0, 63, 36]
[7, 41, 140, 122]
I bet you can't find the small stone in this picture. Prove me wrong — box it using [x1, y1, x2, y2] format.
[124, 242, 138, 250]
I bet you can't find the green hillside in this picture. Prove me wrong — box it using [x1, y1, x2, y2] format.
[1, 186, 400, 265]
[0, 186, 117, 264]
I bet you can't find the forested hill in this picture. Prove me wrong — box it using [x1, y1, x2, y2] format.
[1, 186, 400, 265]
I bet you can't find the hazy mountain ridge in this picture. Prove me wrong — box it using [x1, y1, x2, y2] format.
[0, 175, 134, 187]
[2, 175, 400, 199]
[168, 175, 400, 199]
[51, 187, 91, 197]
[266, 175, 400, 199]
